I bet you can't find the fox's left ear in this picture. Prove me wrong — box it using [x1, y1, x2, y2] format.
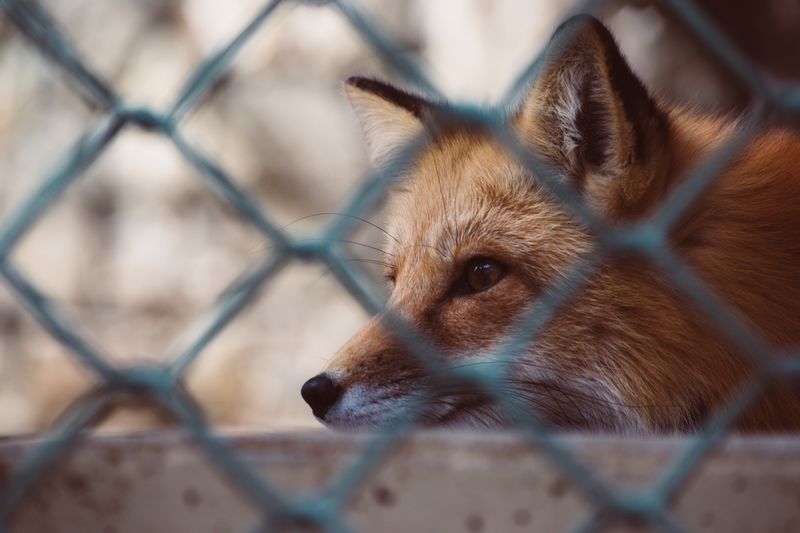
[517, 15, 670, 217]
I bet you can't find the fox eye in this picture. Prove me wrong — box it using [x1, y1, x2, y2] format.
[462, 257, 505, 294]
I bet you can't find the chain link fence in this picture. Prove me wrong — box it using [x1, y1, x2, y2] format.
[0, 0, 798, 531]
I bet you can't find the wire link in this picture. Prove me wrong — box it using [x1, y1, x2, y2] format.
[0, 0, 795, 531]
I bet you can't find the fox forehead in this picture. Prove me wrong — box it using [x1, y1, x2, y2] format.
[384, 131, 590, 281]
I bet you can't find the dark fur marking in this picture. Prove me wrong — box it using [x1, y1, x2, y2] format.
[346, 76, 431, 120]
[346, 76, 488, 141]
[549, 15, 668, 165]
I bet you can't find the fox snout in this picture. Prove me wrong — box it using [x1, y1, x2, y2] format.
[301, 316, 430, 429]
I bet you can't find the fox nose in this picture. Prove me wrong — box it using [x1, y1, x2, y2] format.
[301, 374, 342, 419]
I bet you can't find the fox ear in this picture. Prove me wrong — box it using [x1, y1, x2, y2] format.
[345, 77, 433, 167]
[517, 15, 669, 217]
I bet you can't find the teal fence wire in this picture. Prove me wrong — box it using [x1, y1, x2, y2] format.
[0, 0, 798, 532]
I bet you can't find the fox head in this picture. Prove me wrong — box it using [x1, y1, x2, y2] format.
[300, 16, 799, 432]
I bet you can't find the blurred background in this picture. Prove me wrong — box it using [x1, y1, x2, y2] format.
[0, 0, 798, 435]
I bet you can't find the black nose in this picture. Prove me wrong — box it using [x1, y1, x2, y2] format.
[301, 374, 342, 419]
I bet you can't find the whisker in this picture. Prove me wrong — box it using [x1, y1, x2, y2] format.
[251, 237, 392, 257]
[509, 376, 682, 411]
[433, 157, 456, 250]
[279, 212, 400, 244]
[344, 258, 393, 268]
[439, 359, 683, 411]
[400, 242, 449, 256]
[336, 239, 393, 257]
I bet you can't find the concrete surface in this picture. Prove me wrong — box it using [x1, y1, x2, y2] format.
[1, 431, 799, 532]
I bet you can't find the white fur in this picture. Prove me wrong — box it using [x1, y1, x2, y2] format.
[548, 64, 623, 177]
[554, 67, 586, 167]
[345, 85, 428, 167]
[322, 383, 408, 430]
[323, 343, 646, 433]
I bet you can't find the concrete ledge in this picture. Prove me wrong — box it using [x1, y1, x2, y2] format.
[1, 431, 799, 532]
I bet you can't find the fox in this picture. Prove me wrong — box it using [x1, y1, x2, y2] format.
[301, 15, 800, 433]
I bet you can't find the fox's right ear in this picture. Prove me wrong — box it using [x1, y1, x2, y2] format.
[345, 77, 433, 167]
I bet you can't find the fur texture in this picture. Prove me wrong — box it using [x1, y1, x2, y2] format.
[311, 16, 800, 433]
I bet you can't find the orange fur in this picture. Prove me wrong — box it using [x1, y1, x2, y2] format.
[304, 16, 800, 432]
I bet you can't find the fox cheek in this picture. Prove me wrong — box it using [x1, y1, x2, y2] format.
[430, 277, 537, 354]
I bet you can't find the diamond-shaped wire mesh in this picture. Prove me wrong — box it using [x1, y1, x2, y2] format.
[0, 0, 797, 532]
